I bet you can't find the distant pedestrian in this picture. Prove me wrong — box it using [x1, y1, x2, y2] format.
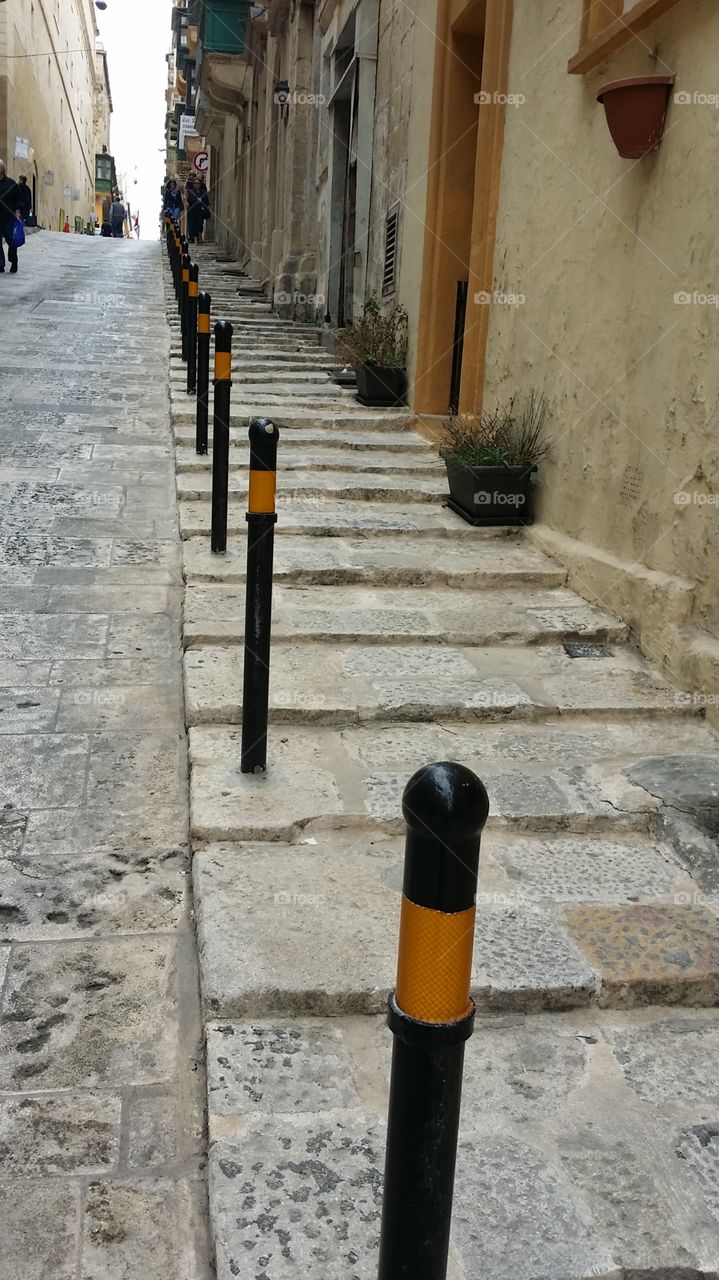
[16, 176, 32, 224]
[133, 211, 140, 240]
[163, 178, 183, 222]
[109, 196, 126, 238]
[101, 220, 112, 238]
[186, 175, 208, 244]
[0, 159, 22, 274]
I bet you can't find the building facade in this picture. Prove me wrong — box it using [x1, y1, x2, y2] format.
[0, 0, 104, 230]
[183, 0, 718, 710]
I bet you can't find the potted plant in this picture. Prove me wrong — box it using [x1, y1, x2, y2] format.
[597, 76, 674, 159]
[337, 296, 408, 407]
[440, 393, 550, 527]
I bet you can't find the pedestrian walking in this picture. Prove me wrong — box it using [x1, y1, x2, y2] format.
[186, 175, 208, 244]
[109, 195, 126, 238]
[16, 176, 32, 224]
[0, 160, 22, 274]
[133, 211, 140, 240]
[163, 178, 183, 222]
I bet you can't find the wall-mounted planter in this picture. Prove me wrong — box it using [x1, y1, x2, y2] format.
[597, 76, 674, 158]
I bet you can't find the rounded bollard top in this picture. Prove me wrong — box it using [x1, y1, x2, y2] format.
[248, 417, 280, 471]
[402, 761, 489, 843]
[401, 762, 489, 914]
[214, 320, 234, 350]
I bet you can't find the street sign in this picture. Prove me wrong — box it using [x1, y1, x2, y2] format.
[193, 151, 209, 174]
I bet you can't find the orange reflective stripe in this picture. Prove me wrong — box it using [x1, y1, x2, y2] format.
[198, 313, 211, 334]
[215, 351, 232, 381]
[182, 268, 189, 283]
[189, 280, 199, 297]
[395, 897, 475, 1024]
[248, 469, 276, 513]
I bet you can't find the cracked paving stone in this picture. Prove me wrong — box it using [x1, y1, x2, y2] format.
[0, 1092, 121, 1177]
[81, 1178, 204, 1280]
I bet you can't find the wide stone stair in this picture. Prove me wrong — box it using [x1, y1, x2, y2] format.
[166, 249, 719, 1279]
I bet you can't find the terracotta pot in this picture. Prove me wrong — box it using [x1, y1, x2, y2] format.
[597, 76, 674, 159]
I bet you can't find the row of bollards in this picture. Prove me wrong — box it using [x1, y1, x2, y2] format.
[164, 216, 485, 1279]
[164, 215, 278, 774]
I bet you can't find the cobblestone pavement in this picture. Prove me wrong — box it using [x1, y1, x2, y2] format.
[0, 233, 211, 1280]
[169, 245, 719, 1278]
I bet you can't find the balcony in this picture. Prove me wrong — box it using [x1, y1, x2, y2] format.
[195, 1, 253, 120]
[201, 0, 250, 54]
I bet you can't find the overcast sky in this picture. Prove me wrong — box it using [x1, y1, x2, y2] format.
[95, 0, 173, 239]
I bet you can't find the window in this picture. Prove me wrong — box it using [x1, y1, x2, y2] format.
[570, 0, 683, 74]
[382, 207, 399, 296]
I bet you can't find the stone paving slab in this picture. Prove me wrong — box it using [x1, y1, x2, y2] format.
[176, 469, 443, 504]
[192, 829, 714, 1016]
[206, 1008, 719, 1279]
[174, 444, 441, 475]
[173, 423, 431, 452]
[171, 407, 413, 430]
[187, 718, 719, 841]
[178, 497, 489, 538]
[183, 582, 627, 646]
[181, 531, 558, 586]
[184, 640, 693, 726]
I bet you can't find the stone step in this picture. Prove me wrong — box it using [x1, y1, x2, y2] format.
[181, 532, 549, 587]
[205, 1008, 719, 1277]
[193, 829, 715, 1017]
[170, 370, 342, 387]
[184, 640, 696, 727]
[187, 716, 719, 842]
[173, 424, 431, 453]
[174, 446, 442, 477]
[176, 471, 443, 505]
[171, 408, 413, 431]
[170, 387, 359, 409]
[169, 353, 336, 370]
[183, 583, 627, 647]
[178, 497, 485, 538]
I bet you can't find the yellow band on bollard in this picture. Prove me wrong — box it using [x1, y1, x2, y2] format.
[248, 469, 276, 514]
[189, 280, 199, 297]
[215, 351, 232, 381]
[182, 269, 190, 284]
[395, 897, 475, 1024]
[198, 313, 211, 335]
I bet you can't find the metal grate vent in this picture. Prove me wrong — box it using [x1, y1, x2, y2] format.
[382, 207, 399, 295]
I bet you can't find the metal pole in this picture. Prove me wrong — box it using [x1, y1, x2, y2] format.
[377, 761, 489, 1280]
[210, 321, 233, 554]
[180, 253, 191, 363]
[187, 264, 199, 395]
[196, 292, 212, 454]
[179, 239, 189, 316]
[241, 417, 279, 774]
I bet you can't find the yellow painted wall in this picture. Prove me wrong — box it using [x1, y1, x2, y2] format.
[481, 0, 719, 695]
[0, 0, 97, 228]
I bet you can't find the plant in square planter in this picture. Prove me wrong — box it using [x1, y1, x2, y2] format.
[441, 393, 549, 527]
[337, 296, 408, 407]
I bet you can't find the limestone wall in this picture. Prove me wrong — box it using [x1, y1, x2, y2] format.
[1, 0, 97, 228]
[482, 0, 719, 703]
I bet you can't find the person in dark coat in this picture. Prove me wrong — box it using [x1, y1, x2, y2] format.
[163, 178, 183, 222]
[0, 160, 21, 273]
[186, 175, 209, 244]
[16, 176, 32, 224]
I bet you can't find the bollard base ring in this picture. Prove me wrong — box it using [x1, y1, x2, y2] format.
[245, 512, 278, 526]
[387, 993, 475, 1047]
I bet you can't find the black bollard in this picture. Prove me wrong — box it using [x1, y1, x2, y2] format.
[180, 254, 191, 362]
[377, 761, 490, 1280]
[196, 292, 212, 455]
[179, 240, 189, 316]
[187, 264, 199, 395]
[240, 418, 279, 774]
[210, 321, 233, 554]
